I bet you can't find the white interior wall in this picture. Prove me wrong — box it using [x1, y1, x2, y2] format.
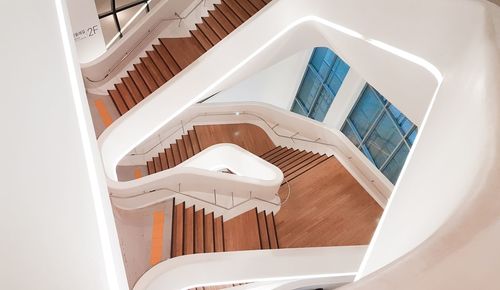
[66, 0, 106, 63]
[0, 1, 127, 289]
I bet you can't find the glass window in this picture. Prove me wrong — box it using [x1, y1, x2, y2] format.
[341, 84, 418, 184]
[291, 47, 350, 121]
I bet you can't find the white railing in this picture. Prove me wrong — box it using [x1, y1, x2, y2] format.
[133, 246, 367, 290]
[117, 102, 393, 207]
[110, 143, 284, 219]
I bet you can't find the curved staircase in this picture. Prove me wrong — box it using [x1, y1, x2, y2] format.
[108, 0, 272, 116]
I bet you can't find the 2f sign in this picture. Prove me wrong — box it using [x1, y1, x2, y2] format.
[87, 25, 98, 37]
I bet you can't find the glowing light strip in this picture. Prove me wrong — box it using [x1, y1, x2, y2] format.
[105, 0, 152, 49]
[54, 0, 124, 289]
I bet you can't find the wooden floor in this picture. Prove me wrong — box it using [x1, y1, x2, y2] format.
[195, 124, 275, 156]
[275, 158, 382, 248]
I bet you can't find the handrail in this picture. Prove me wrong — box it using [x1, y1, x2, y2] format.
[86, 0, 209, 83]
[129, 111, 342, 156]
[110, 178, 291, 210]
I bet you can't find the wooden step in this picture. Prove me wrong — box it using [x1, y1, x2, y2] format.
[182, 134, 194, 158]
[122, 76, 143, 104]
[176, 139, 188, 162]
[204, 212, 215, 253]
[266, 212, 279, 249]
[134, 63, 159, 92]
[257, 211, 270, 249]
[188, 130, 201, 154]
[263, 146, 288, 161]
[146, 160, 155, 175]
[108, 89, 128, 115]
[128, 70, 150, 98]
[267, 147, 295, 163]
[194, 209, 205, 254]
[190, 29, 212, 51]
[224, 0, 251, 22]
[260, 146, 282, 159]
[273, 149, 304, 167]
[170, 143, 182, 165]
[184, 206, 195, 255]
[160, 37, 205, 69]
[196, 22, 221, 46]
[285, 155, 330, 182]
[223, 208, 261, 251]
[215, 2, 243, 27]
[159, 152, 168, 170]
[115, 83, 136, 110]
[152, 156, 162, 172]
[153, 44, 181, 75]
[165, 148, 175, 168]
[214, 216, 225, 252]
[236, 0, 259, 16]
[208, 8, 236, 34]
[277, 151, 313, 170]
[248, 0, 266, 10]
[141, 56, 166, 87]
[146, 50, 174, 81]
[203, 14, 229, 39]
[171, 202, 185, 257]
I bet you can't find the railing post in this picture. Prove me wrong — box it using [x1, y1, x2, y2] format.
[214, 189, 217, 205]
[231, 192, 234, 207]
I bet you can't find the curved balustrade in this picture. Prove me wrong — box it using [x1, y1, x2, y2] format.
[96, 0, 500, 288]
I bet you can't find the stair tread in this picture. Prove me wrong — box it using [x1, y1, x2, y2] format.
[108, 89, 128, 115]
[267, 148, 299, 164]
[223, 208, 261, 251]
[194, 209, 205, 254]
[188, 130, 202, 154]
[128, 70, 150, 98]
[196, 22, 221, 46]
[184, 206, 195, 255]
[224, 0, 251, 22]
[214, 216, 224, 252]
[265, 147, 291, 162]
[159, 152, 168, 170]
[152, 156, 162, 173]
[208, 8, 236, 33]
[259, 146, 282, 159]
[153, 44, 182, 75]
[215, 2, 243, 27]
[170, 143, 182, 165]
[122, 76, 144, 104]
[115, 83, 136, 110]
[236, 0, 259, 16]
[182, 135, 195, 158]
[273, 149, 304, 167]
[141, 56, 166, 86]
[285, 155, 331, 182]
[190, 29, 213, 51]
[280, 151, 316, 173]
[176, 139, 188, 162]
[165, 148, 175, 168]
[171, 202, 185, 257]
[257, 211, 270, 249]
[267, 212, 279, 249]
[248, 0, 266, 10]
[204, 212, 215, 253]
[134, 63, 159, 92]
[146, 50, 174, 81]
[146, 160, 155, 175]
[160, 37, 205, 69]
[203, 14, 229, 39]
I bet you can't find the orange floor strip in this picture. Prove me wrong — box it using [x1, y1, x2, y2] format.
[94, 99, 113, 127]
[134, 168, 143, 179]
[150, 211, 165, 266]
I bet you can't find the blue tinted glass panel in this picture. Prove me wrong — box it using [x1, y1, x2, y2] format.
[365, 112, 403, 167]
[310, 88, 335, 121]
[407, 128, 418, 146]
[382, 145, 410, 183]
[310, 48, 335, 78]
[291, 101, 307, 116]
[295, 69, 321, 111]
[341, 123, 361, 147]
[349, 87, 383, 138]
